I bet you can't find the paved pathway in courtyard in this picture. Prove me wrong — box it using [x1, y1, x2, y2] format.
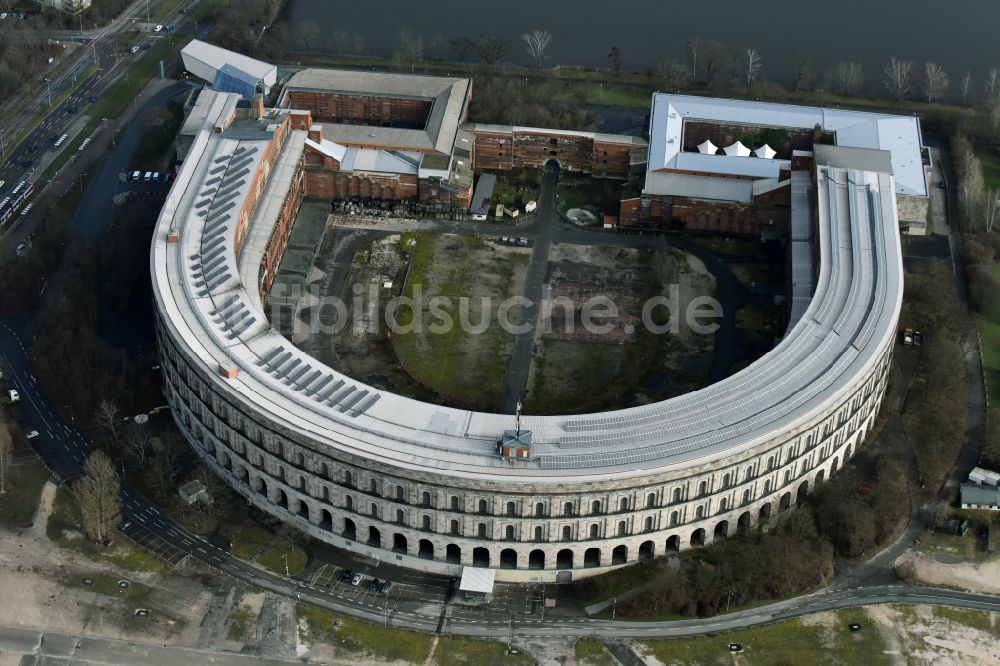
[502, 161, 560, 414]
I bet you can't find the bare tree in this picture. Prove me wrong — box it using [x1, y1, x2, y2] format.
[991, 101, 1000, 144]
[655, 57, 690, 91]
[123, 422, 152, 470]
[883, 57, 913, 102]
[983, 189, 1000, 233]
[687, 36, 701, 79]
[449, 36, 476, 63]
[745, 48, 763, 86]
[72, 450, 121, 546]
[700, 39, 726, 86]
[831, 61, 864, 96]
[960, 71, 972, 104]
[476, 33, 510, 66]
[394, 29, 424, 72]
[522, 29, 552, 69]
[958, 145, 984, 222]
[986, 68, 1000, 101]
[295, 20, 320, 51]
[789, 49, 812, 92]
[94, 397, 120, 443]
[921, 62, 949, 103]
[607, 46, 622, 77]
[0, 411, 12, 495]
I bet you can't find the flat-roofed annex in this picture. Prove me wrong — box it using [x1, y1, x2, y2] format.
[281, 68, 472, 154]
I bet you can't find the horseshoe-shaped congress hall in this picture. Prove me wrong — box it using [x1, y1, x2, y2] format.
[152, 82, 915, 582]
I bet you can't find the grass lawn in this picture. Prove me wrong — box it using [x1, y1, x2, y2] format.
[977, 149, 1000, 190]
[65, 570, 152, 604]
[297, 603, 434, 663]
[976, 261, 1000, 405]
[227, 604, 255, 641]
[0, 458, 50, 529]
[230, 525, 272, 559]
[574, 637, 613, 664]
[571, 558, 667, 607]
[89, 36, 181, 122]
[433, 635, 534, 665]
[644, 609, 892, 666]
[256, 540, 308, 576]
[932, 606, 1000, 636]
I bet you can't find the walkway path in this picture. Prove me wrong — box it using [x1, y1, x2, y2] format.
[503, 161, 560, 414]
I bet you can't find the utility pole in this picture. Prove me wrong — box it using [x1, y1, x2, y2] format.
[44, 78, 51, 106]
[282, 552, 289, 576]
[145, 0, 150, 24]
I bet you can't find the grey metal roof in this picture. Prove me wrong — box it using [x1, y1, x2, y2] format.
[649, 93, 928, 197]
[283, 68, 471, 155]
[151, 94, 904, 483]
[961, 483, 1000, 507]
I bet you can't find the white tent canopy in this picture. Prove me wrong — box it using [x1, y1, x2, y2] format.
[459, 567, 496, 594]
[754, 144, 777, 159]
[724, 141, 751, 157]
[697, 139, 718, 155]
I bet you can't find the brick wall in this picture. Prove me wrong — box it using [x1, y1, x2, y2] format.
[304, 170, 418, 200]
[472, 127, 635, 179]
[285, 91, 431, 129]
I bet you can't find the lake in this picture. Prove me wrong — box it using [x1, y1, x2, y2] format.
[280, 0, 1000, 100]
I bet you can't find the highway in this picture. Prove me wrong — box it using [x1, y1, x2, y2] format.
[0, 0, 191, 214]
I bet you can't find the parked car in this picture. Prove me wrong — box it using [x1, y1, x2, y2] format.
[132, 170, 141, 181]
[7, 389, 19, 403]
[379, 581, 392, 594]
[25, 430, 38, 439]
[129, 45, 140, 54]
[152, 172, 160, 182]
[367, 578, 380, 591]
[339, 569, 353, 583]
[153, 24, 163, 32]
[144, 171, 152, 182]
[350, 573, 363, 586]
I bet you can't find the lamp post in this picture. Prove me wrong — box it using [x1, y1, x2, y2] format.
[43, 78, 51, 107]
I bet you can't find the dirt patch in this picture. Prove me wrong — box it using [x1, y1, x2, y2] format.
[896, 549, 1000, 594]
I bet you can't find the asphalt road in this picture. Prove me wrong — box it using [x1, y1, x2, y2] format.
[0, 0, 193, 210]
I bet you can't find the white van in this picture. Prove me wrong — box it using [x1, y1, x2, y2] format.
[132, 170, 141, 181]
[144, 171, 152, 182]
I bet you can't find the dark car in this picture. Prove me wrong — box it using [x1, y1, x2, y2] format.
[379, 581, 392, 594]
[88, 95, 99, 103]
[367, 578, 380, 592]
[339, 569, 353, 583]
[28, 143, 38, 153]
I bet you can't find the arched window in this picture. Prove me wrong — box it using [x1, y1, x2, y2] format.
[344, 470, 353, 487]
[477, 523, 487, 538]
[695, 505, 704, 519]
[670, 511, 678, 526]
[506, 501, 517, 516]
[617, 521, 627, 536]
[478, 499, 489, 514]
[672, 488, 681, 503]
[422, 491, 431, 507]
[422, 515, 431, 530]
[451, 495, 460, 511]
[370, 479, 377, 493]
[397, 509, 405, 524]
[589, 523, 600, 538]
[767, 456, 775, 471]
[722, 473, 731, 488]
[345, 495, 353, 510]
[535, 502, 545, 517]
[396, 485, 404, 501]
[719, 498, 728, 512]
[646, 493, 656, 508]
[745, 466, 754, 481]
[534, 526, 543, 541]
[563, 502, 574, 516]
[370, 503, 378, 518]
[742, 489, 751, 505]
[697, 481, 707, 497]
[505, 525, 515, 540]
[450, 519, 460, 535]
[619, 497, 629, 512]
[644, 516, 654, 532]
[562, 525, 572, 541]
[591, 500, 602, 514]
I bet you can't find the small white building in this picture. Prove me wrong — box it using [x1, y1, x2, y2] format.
[459, 567, 496, 603]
